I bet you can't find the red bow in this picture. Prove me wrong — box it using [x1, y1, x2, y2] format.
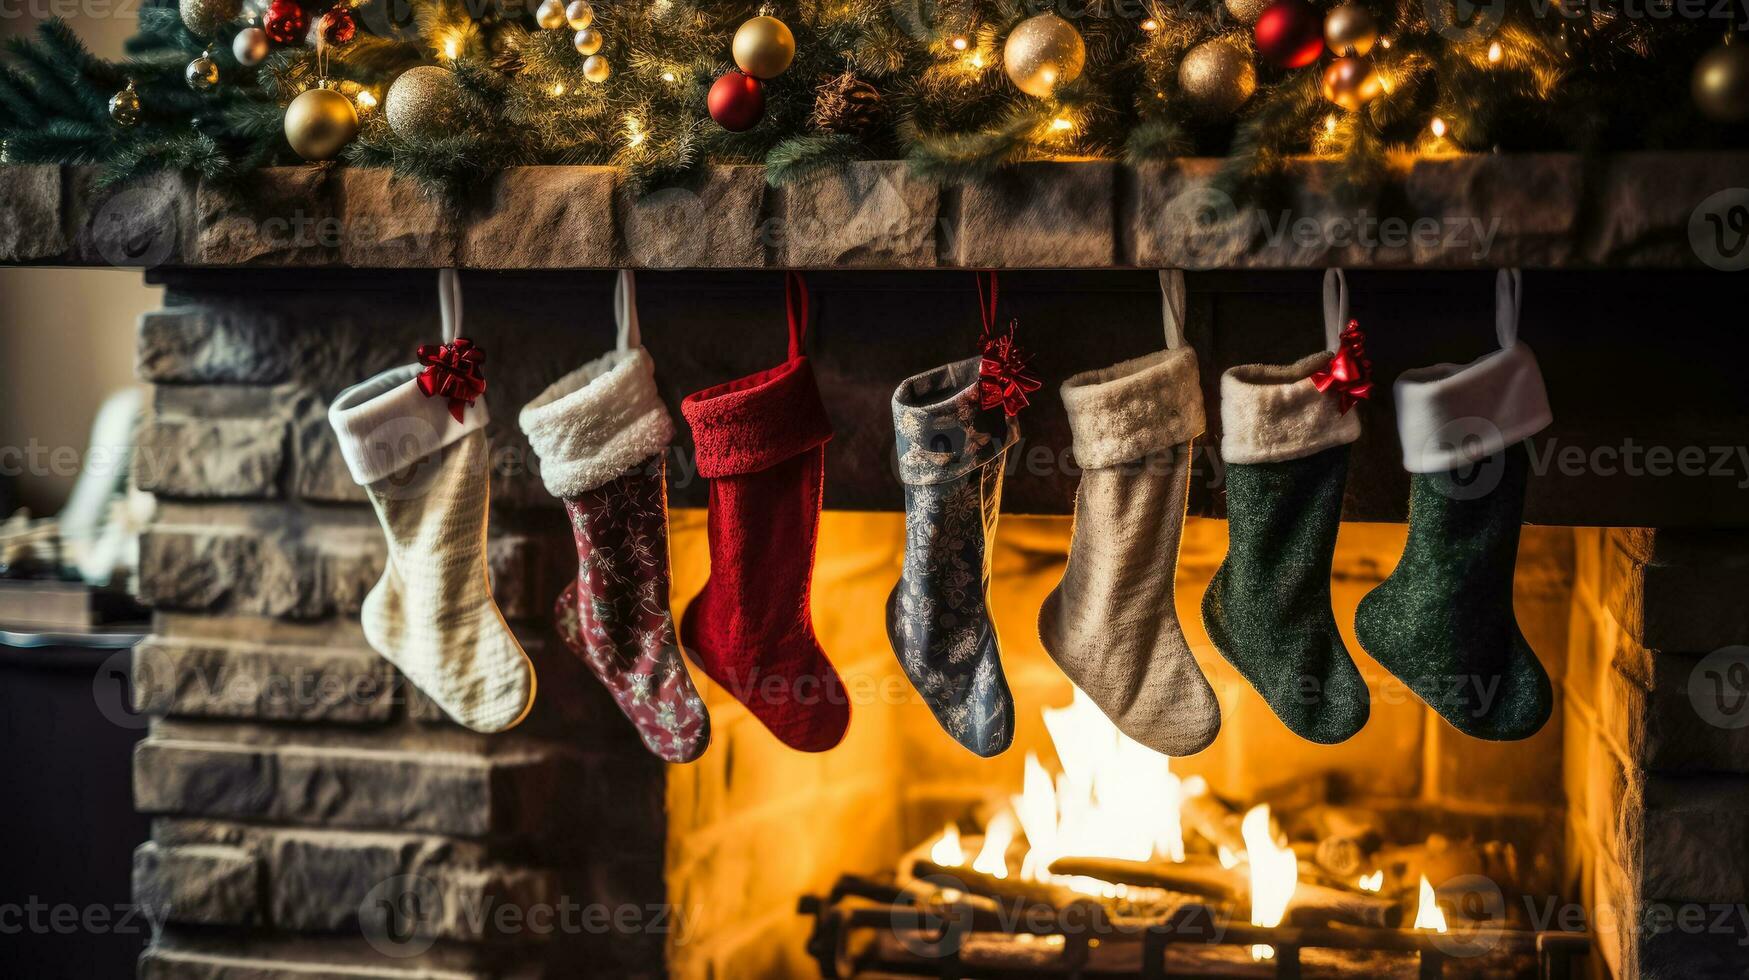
[979, 320, 1041, 417]
[1310, 320, 1373, 414]
[415, 337, 487, 423]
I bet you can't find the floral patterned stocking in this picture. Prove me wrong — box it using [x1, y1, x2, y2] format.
[520, 271, 709, 762]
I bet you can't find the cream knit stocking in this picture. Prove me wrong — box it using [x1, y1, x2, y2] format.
[1039, 271, 1220, 757]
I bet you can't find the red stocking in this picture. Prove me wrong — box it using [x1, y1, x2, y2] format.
[679, 273, 849, 752]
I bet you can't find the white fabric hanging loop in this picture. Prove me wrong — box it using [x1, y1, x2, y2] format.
[1495, 268, 1522, 348]
[1322, 268, 1349, 351]
[438, 268, 463, 342]
[1159, 270, 1187, 350]
[615, 269, 641, 351]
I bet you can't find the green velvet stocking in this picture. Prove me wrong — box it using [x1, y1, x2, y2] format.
[1202, 444, 1371, 744]
[1354, 443, 1553, 740]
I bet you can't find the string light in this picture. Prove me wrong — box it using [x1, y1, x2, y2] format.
[1324, 113, 1338, 133]
[660, 70, 677, 82]
[1430, 116, 1447, 137]
[625, 113, 646, 147]
[355, 90, 377, 111]
[1487, 40, 1503, 63]
[1051, 117, 1073, 131]
[550, 82, 566, 97]
[443, 35, 460, 60]
[1141, 17, 1160, 31]
[951, 36, 969, 50]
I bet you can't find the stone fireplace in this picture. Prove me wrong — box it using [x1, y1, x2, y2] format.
[3, 157, 1746, 979]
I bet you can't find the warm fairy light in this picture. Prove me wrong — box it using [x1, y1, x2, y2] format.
[1487, 40, 1503, 63]
[1415, 875, 1449, 932]
[951, 35, 969, 50]
[1242, 804, 1299, 961]
[660, 70, 677, 82]
[1324, 113, 1339, 132]
[1358, 869, 1385, 892]
[1378, 36, 1391, 49]
[1050, 116, 1074, 132]
[354, 90, 377, 110]
[930, 823, 964, 866]
[550, 82, 566, 97]
[1430, 116, 1447, 137]
[443, 35, 460, 60]
[1141, 17, 1160, 30]
[968, 52, 986, 69]
[625, 114, 646, 147]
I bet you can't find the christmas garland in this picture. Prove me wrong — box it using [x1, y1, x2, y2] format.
[0, 0, 1744, 202]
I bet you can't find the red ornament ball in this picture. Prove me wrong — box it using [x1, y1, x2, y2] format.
[708, 70, 765, 132]
[1254, 0, 1325, 68]
[263, 0, 309, 44]
[318, 6, 356, 44]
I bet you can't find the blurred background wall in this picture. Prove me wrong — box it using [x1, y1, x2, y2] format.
[1, 0, 159, 514]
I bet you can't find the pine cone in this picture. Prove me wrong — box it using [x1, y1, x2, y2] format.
[810, 71, 885, 137]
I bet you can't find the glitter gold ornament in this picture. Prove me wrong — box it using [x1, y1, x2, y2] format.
[180, 0, 241, 36]
[1323, 3, 1377, 57]
[582, 54, 611, 83]
[1178, 37, 1256, 115]
[1693, 38, 1749, 123]
[109, 80, 141, 127]
[1224, 0, 1271, 25]
[536, 0, 567, 30]
[385, 64, 463, 140]
[1003, 12, 1086, 98]
[233, 25, 270, 66]
[565, 0, 593, 29]
[573, 27, 602, 55]
[284, 84, 359, 160]
[185, 51, 221, 91]
[1321, 55, 1382, 110]
[732, 15, 796, 79]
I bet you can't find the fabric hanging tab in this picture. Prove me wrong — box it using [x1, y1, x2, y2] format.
[785, 271, 810, 359]
[615, 269, 641, 352]
[438, 268, 463, 343]
[1159, 270, 1187, 350]
[976, 270, 1000, 336]
[1322, 268, 1349, 351]
[1495, 268, 1523, 348]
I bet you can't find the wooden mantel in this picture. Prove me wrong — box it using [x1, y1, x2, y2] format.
[3, 152, 1747, 271]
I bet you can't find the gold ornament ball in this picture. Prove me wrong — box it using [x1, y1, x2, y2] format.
[732, 15, 796, 79]
[1693, 40, 1749, 123]
[384, 65, 463, 141]
[573, 27, 603, 55]
[185, 54, 221, 91]
[583, 54, 611, 83]
[1178, 37, 1256, 115]
[1323, 3, 1377, 57]
[536, 0, 567, 30]
[1224, 0, 1272, 25]
[1321, 55, 1382, 110]
[565, 0, 593, 28]
[180, 0, 241, 36]
[109, 84, 141, 127]
[233, 26, 270, 66]
[1003, 13, 1086, 98]
[283, 86, 359, 160]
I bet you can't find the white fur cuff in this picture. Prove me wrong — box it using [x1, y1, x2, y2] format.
[518, 347, 674, 498]
[1219, 351, 1361, 465]
[1394, 342, 1551, 473]
[329, 364, 490, 486]
[1060, 346, 1205, 470]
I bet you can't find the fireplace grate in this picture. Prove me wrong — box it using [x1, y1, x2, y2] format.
[801, 875, 1590, 979]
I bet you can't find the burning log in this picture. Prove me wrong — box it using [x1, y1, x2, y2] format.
[1180, 791, 1247, 857]
[1285, 881, 1404, 929]
[1045, 855, 1239, 901]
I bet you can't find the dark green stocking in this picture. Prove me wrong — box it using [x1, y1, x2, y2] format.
[1354, 443, 1553, 740]
[1202, 444, 1371, 744]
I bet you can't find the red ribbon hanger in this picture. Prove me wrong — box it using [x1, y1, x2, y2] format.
[975, 271, 1041, 417]
[786, 270, 809, 360]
